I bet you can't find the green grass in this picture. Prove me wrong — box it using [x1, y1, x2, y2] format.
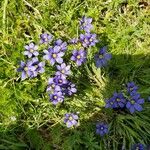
[0, 0, 150, 149]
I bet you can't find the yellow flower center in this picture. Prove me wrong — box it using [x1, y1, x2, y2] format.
[99, 54, 103, 59]
[116, 98, 120, 102]
[110, 102, 113, 105]
[77, 55, 81, 59]
[30, 49, 34, 53]
[54, 96, 57, 99]
[100, 127, 104, 130]
[89, 38, 93, 42]
[52, 53, 57, 58]
[59, 79, 62, 83]
[61, 70, 65, 74]
[131, 100, 135, 104]
[24, 67, 28, 71]
[35, 65, 38, 68]
[84, 39, 88, 43]
[69, 116, 73, 120]
[51, 84, 55, 88]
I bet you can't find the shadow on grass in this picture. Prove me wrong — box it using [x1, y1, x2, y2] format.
[0, 53, 150, 150]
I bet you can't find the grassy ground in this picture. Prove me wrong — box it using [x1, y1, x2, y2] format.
[0, 0, 150, 149]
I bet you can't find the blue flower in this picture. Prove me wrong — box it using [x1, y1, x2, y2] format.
[49, 91, 64, 105]
[105, 97, 116, 109]
[55, 63, 71, 77]
[79, 16, 93, 33]
[126, 93, 144, 114]
[127, 82, 138, 95]
[96, 122, 108, 137]
[46, 77, 61, 92]
[61, 82, 77, 96]
[17, 60, 34, 80]
[80, 33, 98, 48]
[131, 143, 145, 150]
[40, 33, 53, 44]
[53, 75, 67, 86]
[24, 43, 39, 58]
[64, 113, 79, 128]
[105, 92, 126, 109]
[43, 47, 64, 65]
[71, 49, 87, 66]
[54, 39, 67, 52]
[29, 57, 45, 77]
[94, 46, 112, 68]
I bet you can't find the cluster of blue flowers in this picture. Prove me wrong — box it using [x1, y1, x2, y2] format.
[17, 43, 45, 80]
[105, 82, 145, 114]
[17, 16, 147, 149]
[46, 63, 77, 105]
[17, 16, 112, 128]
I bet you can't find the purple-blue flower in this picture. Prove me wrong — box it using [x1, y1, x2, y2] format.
[49, 91, 64, 105]
[24, 43, 39, 58]
[79, 16, 93, 33]
[56, 63, 71, 77]
[94, 46, 112, 68]
[17, 61, 33, 80]
[29, 57, 45, 77]
[47, 77, 61, 92]
[43, 47, 64, 65]
[61, 82, 77, 96]
[105, 92, 126, 109]
[71, 49, 87, 66]
[40, 33, 53, 44]
[126, 93, 144, 114]
[127, 82, 138, 95]
[131, 143, 145, 150]
[54, 39, 67, 52]
[105, 97, 116, 109]
[80, 33, 98, 48]
[53, 75, 67, 86]
[96, 122, 108, 137]
[64, 113, 79, 128]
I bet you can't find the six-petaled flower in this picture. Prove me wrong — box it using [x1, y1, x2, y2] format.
[24, 43, 39, 58]
[17, 60, 34, 80]
[94, 46, 112, 68]
[55, 39, 67, 52]
[54, 75, 67, 86]
[56, 63, 71, 77]
[43, 47, 64, 65]
[71, 49, 87, 66]
[105, 92, 126, 109]
[96, 122, 109, 137]
[29, 57, 45, 77]
[127, 82, 138, 95]
[80, 33, 98, 47]
[40, 33, 53, 44]
[64, 113, 79, 128]
[126, 93, 144, 114]
[79, 16, 93, 33]
[49, 91, 64, 105]
[46, 77, 61, 92]
[61, 81, 77, 96]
